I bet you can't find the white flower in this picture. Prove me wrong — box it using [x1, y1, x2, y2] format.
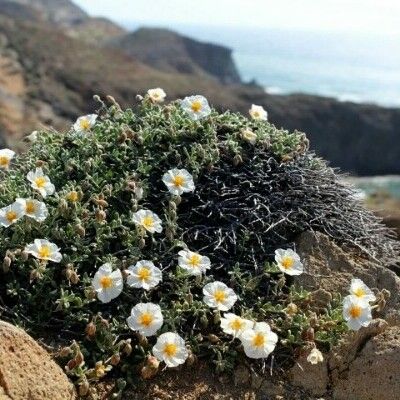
[181, 95, 211, 120]
[147, 88, 166, 103]
[275, 249, 303, 276]
[307, 348, 324, 365]
[25, 239, 62, 262]
[27, 168, 55, 198]
[126, 260, 162, 290]
[349, 278, 376, 303]
[162, 168, 195, 196]
[127, 303, 163, 337]
[203, 281, 237, 311]
[178, 249, 210, 276]
[0, 201, 25, 227]
[16, 198, 48, 222]
[92, 263, 123, 303]
[241, 322, 278, 359]
[73, 114, 97, 133]
[152, 332, 188, 367]
[249, 104, 268, 120]
[0, 149, 15, 170]
[132, 209, 163, 233]
[26, 131, 38, 142]
[220, 313, 254, 338]
[241, 128, 257, 144]
[342, 295, 372, 331]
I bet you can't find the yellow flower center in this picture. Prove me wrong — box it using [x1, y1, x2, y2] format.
[230, 318, 244, 331]
[163, 343, 178, 357]
[252, 332, 265, 347]
[214, 289, 227, 303]
[5, 210, 17, 223]
[252, 111, 260, 118]
[34, 176, 46, 188]
[354, 287, 366, 298]
[66, 191, 79, 202]
[25, 201, 36, 214]
[137, 267, 151, 282]
[172, 175, 185, 187]
[188, 253, 201, 268]
[142, 216, 154, 229]
[79, 119, 91, 130]
[100, 276, 113, 289]
[281, 256, 295, 269]
[38, 245, 51, 259]
[0, 156, 10, 167]
[349, 305, 362, 319]
[139, 312, 154, 327]
[191, 100, 202, 113]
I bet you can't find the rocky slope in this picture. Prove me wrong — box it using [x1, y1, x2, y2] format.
[0, 0, 399, 176]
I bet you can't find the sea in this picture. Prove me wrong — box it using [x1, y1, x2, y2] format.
[123, 23, 400, 108]
[123, 22, 400, 196]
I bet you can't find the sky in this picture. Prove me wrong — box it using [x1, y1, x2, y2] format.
[74, 0, 400, 35]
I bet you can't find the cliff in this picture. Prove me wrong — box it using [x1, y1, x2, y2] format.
[110, 28, 242, 85]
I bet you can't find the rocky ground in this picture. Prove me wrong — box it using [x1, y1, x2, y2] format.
[1, 231, 399, 400]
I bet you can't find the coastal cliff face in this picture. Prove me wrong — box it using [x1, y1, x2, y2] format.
[110, 28, 242, 84]
[0, 0, 399, 176]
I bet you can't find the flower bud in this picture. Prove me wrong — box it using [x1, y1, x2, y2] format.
[58, 199, 69, 213]
[75, 224, 86, 237]
[3, 256, 11, 273]
[122, 340, 132, 356]
[141, 355, 160, 379]
[110, 354, 121, 366]
[118, 132, 128, 144]
[78, 380, 90, 397]
[36, 160, 45, 167]
[70, 271, 80, 284]
[60, 346, 72, 357]
[302, 327, 315, 342]
[207, 334, 220, 344]
[136, 333, 148, 347]
[74, 351, 84, 366]
[30, 269, 41, 282]
[85, 322, 96, 338]
[139, 238, 146, 249]
[67, 358, 77, 370]
[21, 250, 29, 262]
[95, 209, 107, 223]
[186, 351, 196, 366]
[233, 154, 243, 166]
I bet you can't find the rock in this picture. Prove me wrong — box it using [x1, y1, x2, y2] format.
[289, 354, 329, 397]
[295, 231, 400, 318]
[0, 320, 76, 400]
[332, 324, 400, 400]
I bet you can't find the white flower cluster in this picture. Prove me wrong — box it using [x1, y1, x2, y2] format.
[342, 278, 375, 331]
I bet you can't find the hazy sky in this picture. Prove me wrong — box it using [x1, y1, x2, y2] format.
[74, 0, 400, 34]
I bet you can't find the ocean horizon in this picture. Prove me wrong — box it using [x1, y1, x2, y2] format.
[122, 22, 400, 108]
